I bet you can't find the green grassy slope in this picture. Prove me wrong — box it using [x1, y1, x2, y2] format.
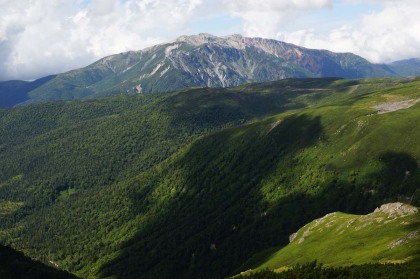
[98, 78, 419, 278]
[0, 77, 419, 278]
[235, 261, 420, 279]
[245, 203, 419, 273]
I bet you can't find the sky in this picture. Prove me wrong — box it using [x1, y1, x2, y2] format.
[1, 0, 419, 81]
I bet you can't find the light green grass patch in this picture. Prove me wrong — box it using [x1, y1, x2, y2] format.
[253, 205, 419, 272]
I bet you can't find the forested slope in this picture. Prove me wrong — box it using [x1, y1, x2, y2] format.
[0, 77, 419, 278]
[0, 244, 77, 279]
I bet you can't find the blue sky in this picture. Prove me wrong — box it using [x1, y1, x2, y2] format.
[184, 0, 382, 38]
[1, 0, 419, 81]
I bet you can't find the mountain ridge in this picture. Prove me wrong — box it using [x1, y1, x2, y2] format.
[1, 33, 419, 107]
[240, 202, 419, 275]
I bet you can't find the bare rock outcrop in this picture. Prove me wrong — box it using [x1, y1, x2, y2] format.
[289, 233, 297, 243]
[374, 202, 418, 217]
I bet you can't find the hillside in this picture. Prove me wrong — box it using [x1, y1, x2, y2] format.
[235, 261, 419, 279]
[240, 203, 419, 274]
[3, 34, 420, 107]
[0, 77, 419, 278]
[0, 75, 55, 108]
[0, 244, 77, 279]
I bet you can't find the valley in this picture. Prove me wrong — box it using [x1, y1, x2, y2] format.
[0, 77, 419, 278]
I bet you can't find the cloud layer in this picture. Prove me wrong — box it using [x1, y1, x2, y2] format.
[281, 0, 420, 63]
[0, 0, 419, 80]
[0, 0, 204, 80]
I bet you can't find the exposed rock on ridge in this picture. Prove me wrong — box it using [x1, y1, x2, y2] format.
[289, 203, 419, 243]
[6, 33, 420, 107]
[15, 33, 412, 105]
[374, 202, 418, 216]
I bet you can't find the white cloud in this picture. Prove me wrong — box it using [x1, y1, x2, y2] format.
[282, 1, 420, 63]
[223, 0, 332, 38]
[224, 0, 331, 12]
[0, 0, 419, 80]
[0, 0, 204, 80]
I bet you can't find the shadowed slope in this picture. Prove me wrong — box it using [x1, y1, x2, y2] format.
[0, 78, 418, 278]
[0, 244, 77, 279]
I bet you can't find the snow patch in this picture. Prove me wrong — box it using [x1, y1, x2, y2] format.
[165, 44, 179, 57]
[122, 65, 134, 73]
[140, 53, 157, 71]
[150, 62, 164, 76]
[122, 61, 141, 73]
[160, 66, 170, 77]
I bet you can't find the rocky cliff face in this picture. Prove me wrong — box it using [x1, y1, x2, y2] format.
[17, 33, 403, 104]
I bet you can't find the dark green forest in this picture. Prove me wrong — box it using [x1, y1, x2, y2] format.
[0, 77, 419, 278]
[0, 244, 77, 279]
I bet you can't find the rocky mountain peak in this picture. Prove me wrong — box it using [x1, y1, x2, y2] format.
[175, 33, 219, 45]
[170, 34, 292, 58]
[13, 33, 418, 105]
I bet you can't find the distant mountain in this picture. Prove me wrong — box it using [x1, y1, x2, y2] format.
[0, 75, 55, 108]
[1, 34, 419, 107]
[390, 58, 420, 67]
[388, 58, 420, 76]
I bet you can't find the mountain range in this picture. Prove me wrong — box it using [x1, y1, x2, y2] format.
[1, 33, 420, 107]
